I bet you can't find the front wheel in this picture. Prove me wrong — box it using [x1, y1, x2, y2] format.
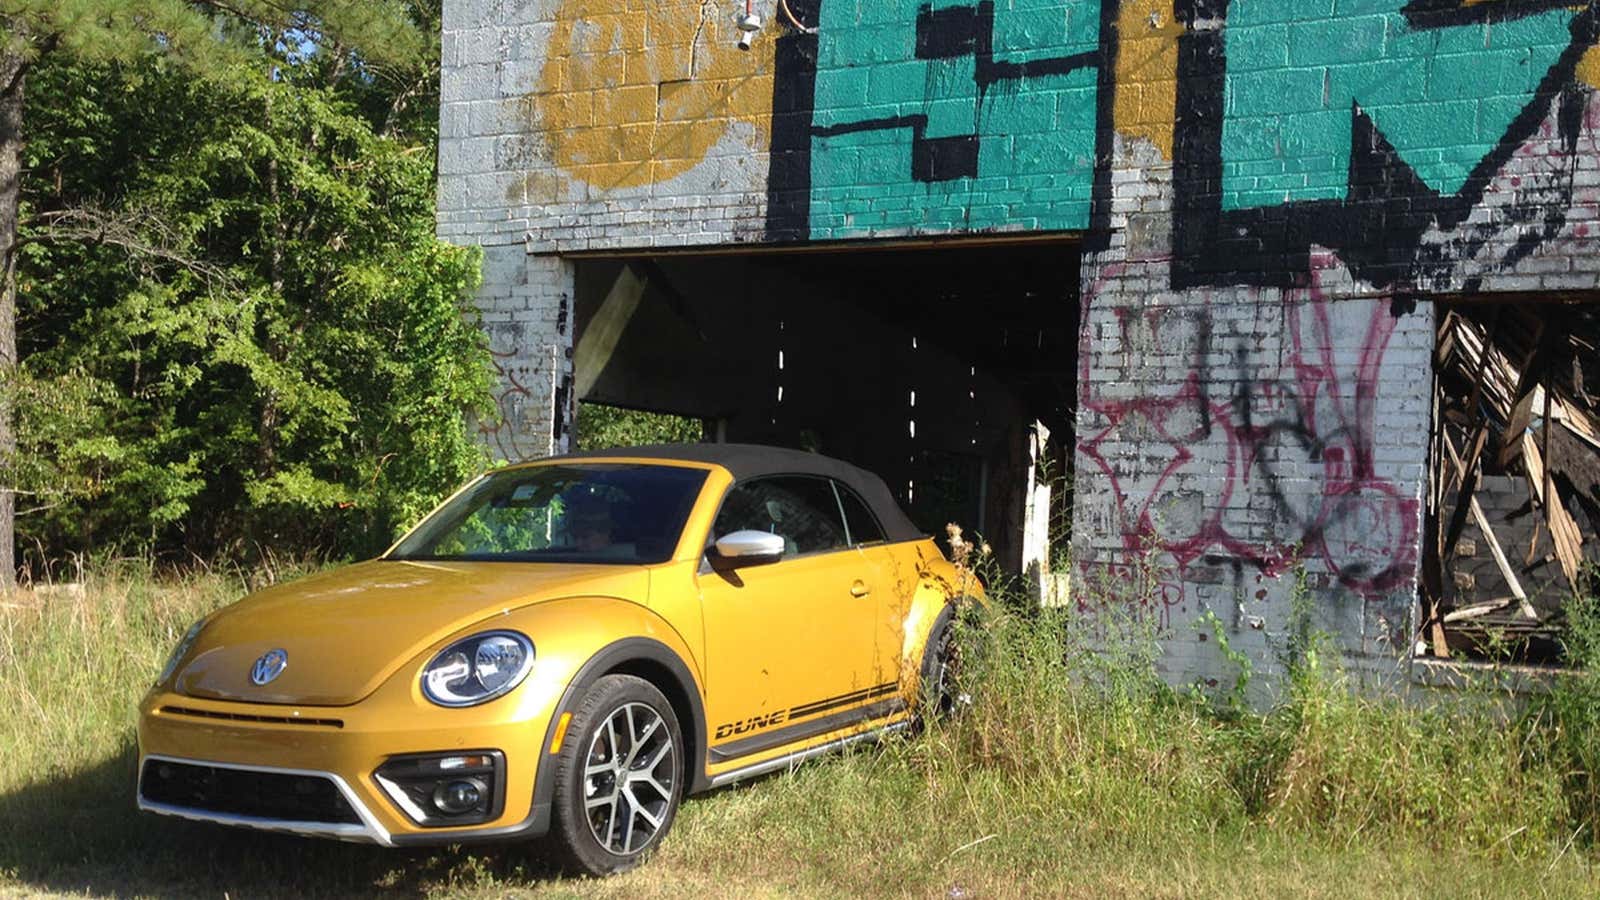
[917, 604, 961, 722]
[549, 674, 684, 875]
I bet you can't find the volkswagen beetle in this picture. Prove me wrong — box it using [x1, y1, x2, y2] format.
[137, 444, 976, 874]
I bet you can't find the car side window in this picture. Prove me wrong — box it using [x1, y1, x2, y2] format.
[713, 477, 849, 556]
[833, 483, 886, 546]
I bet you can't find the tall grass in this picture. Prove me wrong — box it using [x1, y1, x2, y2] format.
[926, 600, 1576, 855]
[1533, 585, 1600, 846]
[0, 561, 1597, 897]
[0, 562, 239, 791]
[641, 592, 1600, 897]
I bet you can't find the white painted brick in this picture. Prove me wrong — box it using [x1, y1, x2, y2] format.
[441, 63, 502, 104]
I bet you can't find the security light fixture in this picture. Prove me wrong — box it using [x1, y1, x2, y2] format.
[737, 1, 762, 51]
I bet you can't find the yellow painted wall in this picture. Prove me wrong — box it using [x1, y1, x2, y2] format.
[1114, 0, 1181, 160]
[533, 0, 776, 191]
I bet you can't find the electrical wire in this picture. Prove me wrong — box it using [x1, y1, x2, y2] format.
[780, 0, 818, 34]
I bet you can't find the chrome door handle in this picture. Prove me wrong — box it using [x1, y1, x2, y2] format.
[850, 581, 870, 598]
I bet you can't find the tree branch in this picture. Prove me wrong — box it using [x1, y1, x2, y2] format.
[190, 0, 301, 28]
[381, 62, 439, 138]
[24, 206, 239, 290]
[0, 28, 56, 98]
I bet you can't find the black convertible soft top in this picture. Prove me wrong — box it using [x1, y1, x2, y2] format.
[551, 443, 924, 543]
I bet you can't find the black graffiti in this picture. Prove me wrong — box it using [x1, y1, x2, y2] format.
[765, 0, 823, 243]
[764, 0, 1119, 244]
[913, 2, 1099, 89]
[1171, 0, 1600, 290]
[1402, 0, 1579, 29]
[796, 3, 1101, 188]
[807, 114, 979, 183]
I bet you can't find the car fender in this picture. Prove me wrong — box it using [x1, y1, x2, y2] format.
[372, 595, 707, 848]
[898, 541, 984, 696]
[489, 597, 710, 824]
[535, 635, 711, 805]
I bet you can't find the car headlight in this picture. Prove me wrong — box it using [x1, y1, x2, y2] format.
[158, 619, 205, 685]
[421, 631, 535, 708]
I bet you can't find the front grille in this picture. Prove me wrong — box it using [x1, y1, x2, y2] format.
[140, 759, 360, 825]
[160, 705, 344, 729]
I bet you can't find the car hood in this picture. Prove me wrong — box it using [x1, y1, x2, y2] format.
[172, 560, 649, 707]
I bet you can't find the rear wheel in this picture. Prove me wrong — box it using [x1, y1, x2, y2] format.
[549, 674, 683, 876]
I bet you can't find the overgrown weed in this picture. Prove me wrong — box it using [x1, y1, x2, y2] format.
[1531, 566, 1600, 847]
[906, 557, 1599, 867]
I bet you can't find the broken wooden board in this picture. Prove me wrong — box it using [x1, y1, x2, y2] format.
[1446, 436, 1538, 621]
[1498, 385, 1542, 468]
[1522, 431, 1584, 585]
[1443, 597, 1516, 623]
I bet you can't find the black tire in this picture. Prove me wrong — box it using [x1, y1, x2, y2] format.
[916, 604, 959, 723]
[549, 674, 684, 876]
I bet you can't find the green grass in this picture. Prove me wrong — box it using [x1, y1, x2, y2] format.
[1, 566, 1598, 898]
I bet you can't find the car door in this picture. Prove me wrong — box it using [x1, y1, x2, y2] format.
[697, 476, 885, 763]
[832, 481, 911, 691]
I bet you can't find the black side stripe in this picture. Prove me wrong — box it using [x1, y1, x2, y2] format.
[787, 681, 900, 720]
[709, 697, 905, 763]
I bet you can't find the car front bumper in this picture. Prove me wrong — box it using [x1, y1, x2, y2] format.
[136, 690, 560, 846]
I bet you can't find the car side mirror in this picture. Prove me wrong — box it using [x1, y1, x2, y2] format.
[711, 530, 786, 568]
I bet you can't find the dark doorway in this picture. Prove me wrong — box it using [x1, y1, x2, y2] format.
[570, 239, 1081, 572]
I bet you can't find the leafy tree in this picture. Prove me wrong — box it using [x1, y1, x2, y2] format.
[4, 2, 491, 571]
[576, 404, 704, 452]
[0, 2, 425, 582]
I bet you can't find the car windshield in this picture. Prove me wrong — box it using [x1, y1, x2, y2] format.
[388, 464, 709, 564]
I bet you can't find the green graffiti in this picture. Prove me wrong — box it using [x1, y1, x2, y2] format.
[808, 0, 1102, 240]
[1220, 0, 1577, 210]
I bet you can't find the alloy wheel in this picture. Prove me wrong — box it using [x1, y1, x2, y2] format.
[581, 701, 677, 855]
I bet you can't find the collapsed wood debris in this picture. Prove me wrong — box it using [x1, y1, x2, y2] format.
[1427, 302, 1600, 663]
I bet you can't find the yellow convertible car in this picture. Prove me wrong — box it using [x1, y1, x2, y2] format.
[137, 444, 976, 874]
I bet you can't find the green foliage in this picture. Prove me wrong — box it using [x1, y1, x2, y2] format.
[1533, 573, 1600, 843]
[1, 1, 423, 72]
[1194, 608, 1254, 711]
[9, 2, 491, 564]
[946, 602, 1579, 857]
[576, 403, 702, 452]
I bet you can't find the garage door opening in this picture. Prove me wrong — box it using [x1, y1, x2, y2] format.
[569, 239, 1082, 577]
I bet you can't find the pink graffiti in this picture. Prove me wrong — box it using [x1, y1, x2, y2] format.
[1077, 259, 1420, 605]
[1075, 554, 1191, 631]
[481, 345, 540, 462]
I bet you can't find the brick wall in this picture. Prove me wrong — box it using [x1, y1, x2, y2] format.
[438, 0, 774, 254]
[1075, 147, 1438, 694]
[439, 0, 1600, 690]
[473, 248, 574, 458]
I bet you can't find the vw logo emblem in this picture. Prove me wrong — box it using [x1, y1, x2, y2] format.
[250, 649, 288, 686]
